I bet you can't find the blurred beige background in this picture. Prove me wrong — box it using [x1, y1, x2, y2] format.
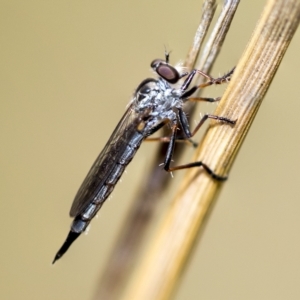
[1, 1, 300, 299]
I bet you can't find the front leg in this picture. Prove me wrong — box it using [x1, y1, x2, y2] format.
[181, 67, 235, 99]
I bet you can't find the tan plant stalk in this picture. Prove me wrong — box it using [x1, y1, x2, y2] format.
[123, 0, 300, 299]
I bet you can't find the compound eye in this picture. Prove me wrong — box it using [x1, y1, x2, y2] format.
[156, 64, 180, 84]
[150, 59, 180, 84]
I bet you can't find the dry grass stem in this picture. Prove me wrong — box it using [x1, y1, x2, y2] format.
[124, 0, 300, 299]
[198, 0, 240, 71]
[184, 0, 217, 69]
[93, 1, 240, 299]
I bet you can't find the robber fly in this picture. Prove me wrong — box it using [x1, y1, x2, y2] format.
[53, 53, 235, 263]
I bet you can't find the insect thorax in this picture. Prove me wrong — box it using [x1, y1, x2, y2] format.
[134, 78, 183, 127]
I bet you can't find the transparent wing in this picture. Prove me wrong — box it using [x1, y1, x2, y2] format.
[70, 103, 141, 217]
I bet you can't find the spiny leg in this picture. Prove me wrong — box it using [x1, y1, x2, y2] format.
[145, 109, 235, 147]
[176, 108, 236, 141]
[197, 67, 235, 87]
[180, 67, 235, 99]
[166, 160, 228, 181]
[144, 116, 198, 147]
[162, 109, 236, 180]
[162, 125, 228, 180]
[188, 96, 221, 103]
[189, 113, 236, 137]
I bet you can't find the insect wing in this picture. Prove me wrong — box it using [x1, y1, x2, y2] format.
[69, 103, 139, 217]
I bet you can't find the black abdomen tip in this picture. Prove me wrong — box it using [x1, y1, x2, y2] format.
[52, 231, 81, 264]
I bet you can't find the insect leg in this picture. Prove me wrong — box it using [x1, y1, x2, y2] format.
[145, 116, 197, 147]
[162, 124, 178, 171]
[177, 108, 236, 140]
[162, 109, 236, 180]
[197, 67, 235, 87]
[181, 67, 235, 99]
[165, 159, 228, 181]
[189, 113, 236, 137]
[160, 123, 205, 172]
[187, 96, 221, 103]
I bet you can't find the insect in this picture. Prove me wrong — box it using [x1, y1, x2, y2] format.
[53, 53, 236, 263]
